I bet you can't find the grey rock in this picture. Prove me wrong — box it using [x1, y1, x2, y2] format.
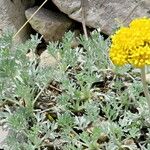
[39, 50, 59, 68]
[0, 126, 8, 149]
[52, 0, 150, 35]
[0, 0, 35, 42]
[25, 7, 73, 42]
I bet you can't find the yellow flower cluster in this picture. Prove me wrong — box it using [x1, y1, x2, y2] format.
[109, 17, 150, 68]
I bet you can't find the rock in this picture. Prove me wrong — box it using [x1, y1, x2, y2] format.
[0, 126, 9, 148]
[122, 138, 139, 150]
[39, 50, 60, 68]
[26, 46, 60, 68]
[0, 0, 35, 42]
[52, 0, 150, 35]
[25, 7, 73, 42]
[26, 50, 38, 62]
[71, 29, 80, 48]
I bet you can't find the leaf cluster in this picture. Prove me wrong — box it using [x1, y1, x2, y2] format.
[0, 30, 150, 150]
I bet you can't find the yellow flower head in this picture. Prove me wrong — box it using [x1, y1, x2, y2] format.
[109, 17, 150, 68]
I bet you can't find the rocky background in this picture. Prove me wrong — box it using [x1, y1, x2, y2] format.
[1, 0, 150, 43]
[0, 0, 150, 146]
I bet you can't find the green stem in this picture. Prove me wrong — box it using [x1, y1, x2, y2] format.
[141, 67, 150, 114]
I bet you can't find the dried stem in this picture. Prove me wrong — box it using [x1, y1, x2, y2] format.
[13, 0, 48, 39]
[81, 0, 88, 40]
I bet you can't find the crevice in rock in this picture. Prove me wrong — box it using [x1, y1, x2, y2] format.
[34, 0, 61, 13]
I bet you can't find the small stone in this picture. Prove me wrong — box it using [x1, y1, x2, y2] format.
[71, 29, 80, 49]
[26, 50, 38, 62]
[39, 50, 60, 68]
[0, 126, 8, 148]
[122, 138, 138, 150]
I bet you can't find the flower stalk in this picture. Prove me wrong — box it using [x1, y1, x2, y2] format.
[141, 67, 150, 114]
